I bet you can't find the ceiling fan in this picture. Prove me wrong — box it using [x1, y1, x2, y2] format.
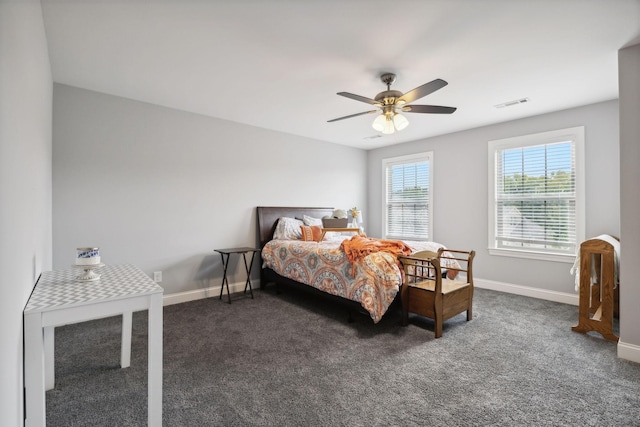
[328, 73, 456, 134]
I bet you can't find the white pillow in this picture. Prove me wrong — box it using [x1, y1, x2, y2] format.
[303, 214, 346, 240]
[302, 215, 322, 226]
[273, 217, 303, 240]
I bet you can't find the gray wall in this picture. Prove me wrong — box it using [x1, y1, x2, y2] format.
[619, 42, 640, 352]
[52, 84, 367, 296]
[0, 0, 53, 422]
[367, 100, 620, 294]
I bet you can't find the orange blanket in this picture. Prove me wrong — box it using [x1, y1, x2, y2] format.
[340, 235, 413, 272]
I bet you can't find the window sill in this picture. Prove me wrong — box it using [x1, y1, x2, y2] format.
[488, 248, 576, 263]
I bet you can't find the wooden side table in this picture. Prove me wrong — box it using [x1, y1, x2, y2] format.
[214, 247, 260, 303]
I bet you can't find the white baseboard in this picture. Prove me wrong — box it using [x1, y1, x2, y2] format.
[162, 280, 260, 306]
[163, 277, 577, 307]
[618, 340, 640, 364]
[475, 277, 579, 306]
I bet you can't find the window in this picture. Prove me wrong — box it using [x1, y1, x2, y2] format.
[488, 127, 585, 261]
[382, 152, 433, 241]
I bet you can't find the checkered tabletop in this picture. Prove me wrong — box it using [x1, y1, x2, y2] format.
[25, 264, 163, 313]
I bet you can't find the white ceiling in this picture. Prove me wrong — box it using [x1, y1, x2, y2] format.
[41, 0, 640, 150]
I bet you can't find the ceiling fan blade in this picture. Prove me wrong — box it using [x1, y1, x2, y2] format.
[337, 92, 382, 106]
[402, 105, 457, 114]
[327, 110, 378, 122]
[399, 79, 448, 104]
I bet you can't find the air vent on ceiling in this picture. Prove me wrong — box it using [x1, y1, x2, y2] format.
[364, 135, 382, 140]
[494, 97, 530, 109]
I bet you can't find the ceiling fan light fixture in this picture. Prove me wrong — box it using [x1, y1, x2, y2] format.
[372, 113, 397, 134]
[393, 113, 409, 131]
[372, 114, 387, 132]
[381, 116, 395, 134]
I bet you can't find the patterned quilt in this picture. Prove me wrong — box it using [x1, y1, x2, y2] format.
[261, 238, 452, 323]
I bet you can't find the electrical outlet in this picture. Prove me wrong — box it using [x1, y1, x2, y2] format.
[153, 271, 162, 282]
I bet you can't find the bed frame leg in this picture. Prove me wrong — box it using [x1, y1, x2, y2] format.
[347, 309, 356, 323]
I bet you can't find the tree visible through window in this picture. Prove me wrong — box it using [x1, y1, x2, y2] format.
[383, 152, 433, 240]
[489, 127, 584, 260]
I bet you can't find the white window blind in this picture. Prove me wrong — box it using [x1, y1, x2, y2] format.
[383, 152, 432, 240]
[489, 127, 585, 260]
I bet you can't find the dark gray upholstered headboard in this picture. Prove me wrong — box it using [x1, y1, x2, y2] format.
[256, 206, 334, 248]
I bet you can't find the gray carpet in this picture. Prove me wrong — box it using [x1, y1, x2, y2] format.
[46, 286, 640, 426]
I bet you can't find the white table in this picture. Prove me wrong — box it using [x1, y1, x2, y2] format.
[23, 264, 163, 426]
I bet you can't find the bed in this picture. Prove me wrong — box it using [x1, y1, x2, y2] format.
[256, 206, 458, 323]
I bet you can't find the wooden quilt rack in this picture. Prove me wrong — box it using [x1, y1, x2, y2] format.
[571, 237, 619, 342]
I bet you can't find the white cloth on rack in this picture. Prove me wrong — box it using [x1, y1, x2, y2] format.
[570, 234, 620, 292]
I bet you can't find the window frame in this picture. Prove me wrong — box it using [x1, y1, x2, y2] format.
[487, 126, 585, 262]
[381, 151, 434, 241]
